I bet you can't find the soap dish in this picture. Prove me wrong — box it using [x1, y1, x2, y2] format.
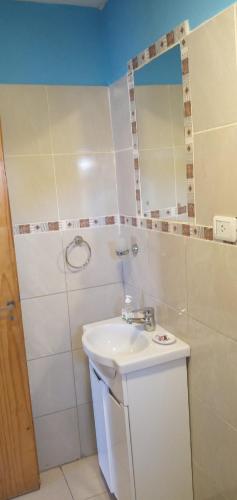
[153, 332, 176, 345]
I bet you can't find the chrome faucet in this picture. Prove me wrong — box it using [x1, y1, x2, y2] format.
[126, 307, 156, 332]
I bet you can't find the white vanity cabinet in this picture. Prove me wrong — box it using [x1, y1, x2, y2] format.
[89, 364, 135, 500]
[89, 356, 193, 500]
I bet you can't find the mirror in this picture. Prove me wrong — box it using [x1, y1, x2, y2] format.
[134, 44, 187, 220]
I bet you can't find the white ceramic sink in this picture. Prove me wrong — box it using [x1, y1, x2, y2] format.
[82, 317, 190, 374]
[84, 322, 149, 356]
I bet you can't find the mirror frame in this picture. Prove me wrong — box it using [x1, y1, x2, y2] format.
[127, 20, 195, 222]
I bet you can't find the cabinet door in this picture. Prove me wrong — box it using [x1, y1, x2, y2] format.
[89, 366, 113, 491]
[106, 391, 135, 500]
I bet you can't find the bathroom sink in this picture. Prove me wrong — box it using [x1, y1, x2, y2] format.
[83, 321, 150, 368]
[84, 323, 150, 358]
[82, 317, 190, 374]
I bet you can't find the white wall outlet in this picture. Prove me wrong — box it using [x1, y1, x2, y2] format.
[213, 216, 237, 243]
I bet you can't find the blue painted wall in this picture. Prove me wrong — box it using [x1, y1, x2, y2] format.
[0, 0, 236, 85]
[104, 0, 236, 82]
[134, 45, 182, 85]
[0, 0, 108, 85]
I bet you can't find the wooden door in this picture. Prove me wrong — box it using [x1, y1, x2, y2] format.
[0, 127, 39, 499]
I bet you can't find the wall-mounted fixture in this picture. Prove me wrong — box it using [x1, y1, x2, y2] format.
[115, 236, 139, 257]
[65, 235, 92, 272]
[213, 215, 237, 243]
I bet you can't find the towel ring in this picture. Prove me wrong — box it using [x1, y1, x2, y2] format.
[65, 236, 92, 272]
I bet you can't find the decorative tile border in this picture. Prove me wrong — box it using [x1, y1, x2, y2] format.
[14, 215, 119, 235]
[144, 204, 187, 219]
[120, 214, 215, 242]
[127, 20, 196, 220]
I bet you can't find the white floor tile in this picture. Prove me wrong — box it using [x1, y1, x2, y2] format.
[14, 467, 72, 500]
[62, 455, 107, 500]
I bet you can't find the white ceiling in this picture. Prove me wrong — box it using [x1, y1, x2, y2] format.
[17, 0, 108, 9]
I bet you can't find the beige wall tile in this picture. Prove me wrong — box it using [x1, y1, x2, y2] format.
[68, 283, 123, 350]
[140, 148, 176, 211]
[147, 231, 187, 311]
[73, 349, 91, 405]
[54, 153, 117, 219]
[188, 6, 237, 132]
[194, 125, 237, 226]
[28, 352, 76, 418]
[34, 408, 80, 471]
[187, 237, 237, 342]
[77, 403, 97, 457]
[135, 85, 173, 149]
[192, 462, 226, 500]
[63, 227, 122, 292]
[190, 395, 237, 500]
[184, 317, 237, 430]
[122, 226, 149, 296]
[22, 293, 71, 360]
[115, 149, 136, 216]
[5, 155, 58, 224]
[109, 76, 132, 151]
[14, 232, 66, 299]
[123, 228, 187, 312]
[47, 86, 113, 154]
[143, 294, 188, 340]
[0, 85, 51, 155]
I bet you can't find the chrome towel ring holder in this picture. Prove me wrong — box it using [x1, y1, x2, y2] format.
[65, 235, 92, 272]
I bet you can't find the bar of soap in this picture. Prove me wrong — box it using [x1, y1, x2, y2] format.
[152, 332, 176, 345]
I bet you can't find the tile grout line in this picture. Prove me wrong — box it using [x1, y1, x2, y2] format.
[5, 151, 116, 159]
[60, 466, 75, 500]
[27, 345, 90, 363]
[193, 120, 237, 136]
[66, 279, 82, 458]
[191, 392, 237, 435]
[33, 402, 92, 422]
[60, 458, 108, 500]
[21, 280, 122, 302]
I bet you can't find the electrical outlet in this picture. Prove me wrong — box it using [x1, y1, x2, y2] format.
[213, 216, 237, 243]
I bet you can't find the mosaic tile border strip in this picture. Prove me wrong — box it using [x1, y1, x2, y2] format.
[13, 215, 119, 235]
[120, 215, 214, 242]
[144, 204, 187, 219]
[127, 20, 195, 220]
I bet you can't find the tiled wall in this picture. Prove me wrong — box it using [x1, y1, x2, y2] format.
[0, 85, 123, 471]
[110, 5, 237, 499]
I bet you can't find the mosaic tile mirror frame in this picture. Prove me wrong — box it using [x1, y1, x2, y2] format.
[127, 20, 195, 222]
